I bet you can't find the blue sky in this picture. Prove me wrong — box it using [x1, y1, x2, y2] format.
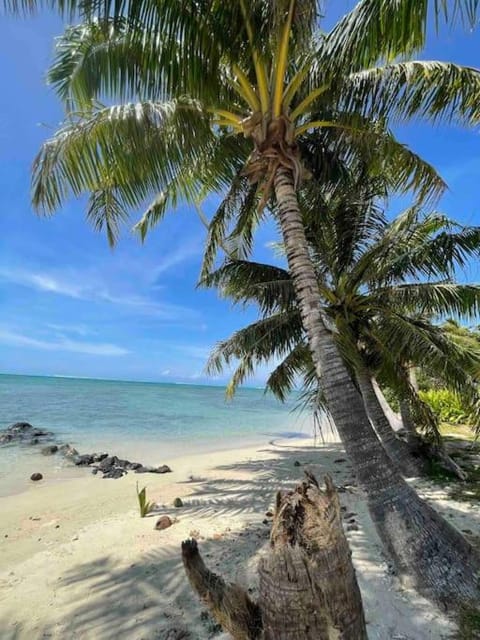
[0, 4, 479, 384]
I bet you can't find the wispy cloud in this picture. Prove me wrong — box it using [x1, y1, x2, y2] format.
[46, 323, 96, 337]
[0, 266, 199, 320]
[151, 238, 203, 279]
[0, 328, 129, 356]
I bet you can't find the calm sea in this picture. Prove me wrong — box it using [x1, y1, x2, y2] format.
[0, 374, 315, 495]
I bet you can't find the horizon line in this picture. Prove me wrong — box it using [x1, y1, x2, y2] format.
[0, 371, 268, 391]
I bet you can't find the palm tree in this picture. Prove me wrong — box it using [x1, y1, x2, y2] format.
[5, 0, 480, 605]
[204, 195, 480, 474]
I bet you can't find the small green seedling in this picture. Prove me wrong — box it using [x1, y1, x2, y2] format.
[136, 483, 155, 518]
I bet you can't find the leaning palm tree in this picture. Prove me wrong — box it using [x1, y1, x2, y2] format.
[5, 0, 480, 605]
[204, 199, 480, 473]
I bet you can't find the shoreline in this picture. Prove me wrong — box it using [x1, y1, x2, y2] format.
[1, 437, 475, 639]
[0, 428, 319, 499]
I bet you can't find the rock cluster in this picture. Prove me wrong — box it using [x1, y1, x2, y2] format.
[0, 422, 53, 445]
[81, 454, 172, 479]
[1, 421, 172, 480]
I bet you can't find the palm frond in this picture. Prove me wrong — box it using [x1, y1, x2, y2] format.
[265, 342, 311, 401]
[316, 0, 479, 79]
[341, 61, 480, 126]
[201, 260, 294, 314]
[378, 282, 480, 321]
[32, 99, 213, 218]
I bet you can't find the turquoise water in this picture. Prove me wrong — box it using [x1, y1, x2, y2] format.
[0, 374, 313, 494]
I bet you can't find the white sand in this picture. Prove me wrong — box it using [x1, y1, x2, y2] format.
[0, 437, 478, 639]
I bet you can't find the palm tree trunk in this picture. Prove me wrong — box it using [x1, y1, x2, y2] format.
[182, 474, 367, 639]
[356, 370, 423, 477]
[399, 399, 424, 450]
[371, 379, 403, 432]
[273, 164, 480, 608]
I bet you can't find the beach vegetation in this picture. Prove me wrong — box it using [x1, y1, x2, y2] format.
[4, 0, 480, 609]
[136, 483, 155, 518]
[420, 388, 475, 426]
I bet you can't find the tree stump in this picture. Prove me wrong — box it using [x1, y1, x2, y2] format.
[182, 473, 367, 639]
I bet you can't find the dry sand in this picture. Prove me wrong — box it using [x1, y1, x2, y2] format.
[0, 437, 478, 639]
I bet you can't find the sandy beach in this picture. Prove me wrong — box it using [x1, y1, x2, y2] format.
[1, 436, 478, 640]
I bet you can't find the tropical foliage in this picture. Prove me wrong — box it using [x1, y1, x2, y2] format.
[419, 388, 475, 425]
[1, 0, 479, 252]
[204, 195, 480, 419]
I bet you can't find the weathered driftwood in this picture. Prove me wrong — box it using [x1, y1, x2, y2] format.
[181, 538, 262, 639]
[182, 473, 367, 639]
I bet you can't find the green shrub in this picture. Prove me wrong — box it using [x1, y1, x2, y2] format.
[419, 388, 472, 425]
[136, 483, 155, 518]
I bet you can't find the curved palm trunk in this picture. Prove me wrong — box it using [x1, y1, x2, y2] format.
[273, 165, 480, 608]
[356, 370, 423, 477]
[399, 398, 424, 450]
[371, 379, 403, 432]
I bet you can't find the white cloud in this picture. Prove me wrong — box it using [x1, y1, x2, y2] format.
[151, 239, 203, 279]
[47, 323, 95, 337]
[0, 328, 129, 356]
[29, 273, 84, 298]
[0, 266, 199, 320]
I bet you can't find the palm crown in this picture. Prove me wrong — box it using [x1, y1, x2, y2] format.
[204, 186, 480, 423]
[6, 0, 478, 252]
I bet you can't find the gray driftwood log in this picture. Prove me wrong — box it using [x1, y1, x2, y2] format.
[182, 473, 367, 639]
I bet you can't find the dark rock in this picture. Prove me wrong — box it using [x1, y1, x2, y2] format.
[73, 454, 94, 466]
[293, 460, 301, 467]
[91, 468, 99, 475]
[127, 462, 142, 470]
[346, 523, 359, 532]
[103, 468, 125, 479]
[115, 458, 130, 469]
[30, 473, 43, 481]
[58, 444, 79, 458]
[334, 458, 347, 463]
[97, 456, 116, 471]
[265, 511, 273, 517]
[92, 452, 108, 463]
[32, 429, 53, 438]
[462, 529, 474, 535]
[10, 422, 34, 433]
[1, 422, 53, 446]
[157, 465, 172, 474]
[173, 497, 183, 508]
[135, 464, 172, 474]
[155, 515, 173, 530]
[262, 519, 269, 525]
[41, 445, 58, 456]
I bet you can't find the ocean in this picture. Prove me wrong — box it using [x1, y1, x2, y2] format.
[0, 374, 316, 496]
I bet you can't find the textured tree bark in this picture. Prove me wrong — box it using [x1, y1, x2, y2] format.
[181, 539, 262, 639]
[371, 380, 403, 432]
[273, 164, 480, 608]
[356, 370, 423, 477]
[259, 473, 367, 639]
[399, 399, 423, 450]
[182, 474, 367, 640]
